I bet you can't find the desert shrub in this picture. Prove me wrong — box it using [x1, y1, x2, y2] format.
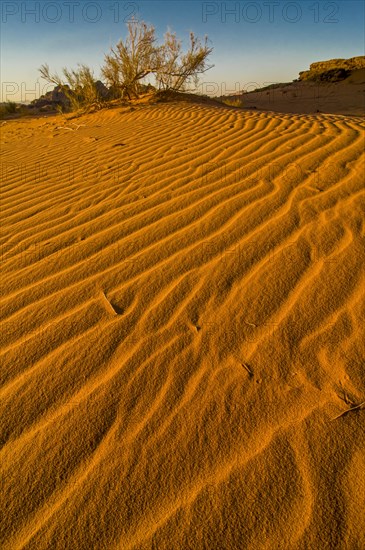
[39, 63, 106, 111]
[5, 101, 17, 113]
[0, 102, 33, 119]
[102, 19, 213, 98]
[155, 30, 213, 92]
[0, 101, 18, 118]
[102, 20, 158, 99]
[219, 97, 244, 108]
[39, 19, 213, 109]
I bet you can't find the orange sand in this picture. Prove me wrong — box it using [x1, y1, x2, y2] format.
[243, 72, 365, 115]
[1, 101, 365, 549]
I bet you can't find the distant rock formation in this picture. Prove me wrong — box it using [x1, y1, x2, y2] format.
[31, 85, 71, 109]
[299, 56, 365, 82]
[94, 81, 111, 99]
[31, 81, 112, 110]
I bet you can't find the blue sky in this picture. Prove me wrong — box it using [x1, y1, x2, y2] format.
[1, 0, 364, 101]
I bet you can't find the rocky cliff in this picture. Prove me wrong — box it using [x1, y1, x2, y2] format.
[299, 56, 365, 82]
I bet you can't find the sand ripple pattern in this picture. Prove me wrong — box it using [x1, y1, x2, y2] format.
[1, 104, 365, 549]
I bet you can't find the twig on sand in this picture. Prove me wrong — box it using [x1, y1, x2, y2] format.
[332, 401, 365, 420]
[55, 123, 86, 131]
[100, 291, 118, 316]
[70, 122, 86, 130]
[241, 362, 254, 377]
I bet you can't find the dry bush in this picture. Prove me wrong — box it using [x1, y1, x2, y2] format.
[102, 20, 158, 99]
[102, 19, 213, 98]
[0, 101, 17, 118]
[39, 63, 105, 111]
[220, 97, 244, 108]
[39, 19, 213, 109]
[156, 31, 213, 92]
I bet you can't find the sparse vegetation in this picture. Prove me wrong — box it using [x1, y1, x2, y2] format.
[38, 19, 213, 111]
[0, 101, 18, 118]
[39, 63, 107, 111]
[102, 19, 213, 99]
[4, 101, 17, 113]
[101, 20, 159, 99]
[218, 97, 244, 108]
[154, 29, 213, 93]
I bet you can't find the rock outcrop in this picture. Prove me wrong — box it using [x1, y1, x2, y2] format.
[299, 56, 365, 82]
[94, 80, 111, 99]
[31, 85, 71, 109]
[31, 81, 112, 110]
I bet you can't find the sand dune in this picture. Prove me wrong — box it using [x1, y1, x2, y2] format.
[242, 70, 365, 115]
[1, 101, 365, 549]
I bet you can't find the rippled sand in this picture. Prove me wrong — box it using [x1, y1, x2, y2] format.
[1, 101, 364, 549]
